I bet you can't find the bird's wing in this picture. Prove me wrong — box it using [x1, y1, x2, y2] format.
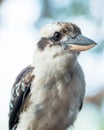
[9, 65, 35, 130]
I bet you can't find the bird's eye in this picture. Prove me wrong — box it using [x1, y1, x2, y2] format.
[52, 32, 62, 42]
[75, 29, 80, 34]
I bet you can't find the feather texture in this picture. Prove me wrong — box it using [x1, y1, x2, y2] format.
[9, 65, 34, 130]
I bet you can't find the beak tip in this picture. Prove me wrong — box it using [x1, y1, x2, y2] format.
[69, 35, 97, 51]
[91, 41, 97, 48]
[94, 42, 97, 45]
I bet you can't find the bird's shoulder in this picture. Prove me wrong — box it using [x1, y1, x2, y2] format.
[9, 65, 34, 130]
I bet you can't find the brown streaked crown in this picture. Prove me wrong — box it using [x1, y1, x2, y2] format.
[40, 22, 81, 39]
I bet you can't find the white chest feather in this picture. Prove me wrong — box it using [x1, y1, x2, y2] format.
[17, 62, 85, 130]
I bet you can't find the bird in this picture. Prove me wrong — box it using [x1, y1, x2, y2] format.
[9, 22, 97, 130]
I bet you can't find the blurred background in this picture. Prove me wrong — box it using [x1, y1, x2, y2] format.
[0, 0, 104, 130]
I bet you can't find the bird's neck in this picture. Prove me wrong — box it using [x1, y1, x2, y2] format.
[31, 58, 78, 92]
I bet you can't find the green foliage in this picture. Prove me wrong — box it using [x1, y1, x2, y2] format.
[69, 0, 90, 16]
[36, 0, 90, 27]
[99, 116, 104, 130]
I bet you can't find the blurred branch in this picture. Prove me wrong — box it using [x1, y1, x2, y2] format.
[85, 88, 104, 106]
[35, 0, 53, 27]
[0, 0, 3, 22]
[0, 0, 3, 5]
[39, 0, 53, 18]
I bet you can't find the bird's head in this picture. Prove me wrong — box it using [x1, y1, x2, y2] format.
[39, 22, 97, 51]
[33, 22, 97, 71]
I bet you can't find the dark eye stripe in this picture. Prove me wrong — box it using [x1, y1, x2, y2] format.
[38, 38, 50, 50]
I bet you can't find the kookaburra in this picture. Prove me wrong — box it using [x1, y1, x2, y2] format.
[9, 22, 97, 130]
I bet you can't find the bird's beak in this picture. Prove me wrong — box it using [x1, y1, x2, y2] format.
[66, 34, 97, 51]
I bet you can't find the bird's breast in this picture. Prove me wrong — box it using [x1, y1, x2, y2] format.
[29, 72, 79, 130]
[19, 63, 85, 130]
